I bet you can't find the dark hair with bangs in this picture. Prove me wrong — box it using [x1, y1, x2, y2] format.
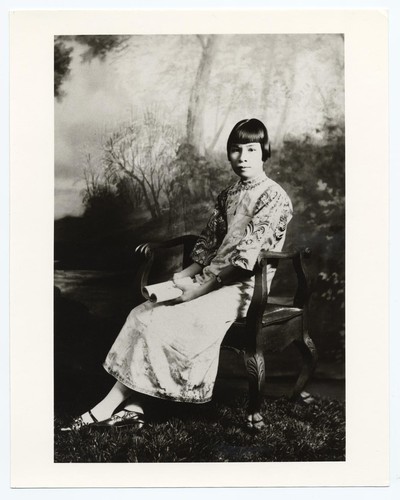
[227, 118, 271, 162]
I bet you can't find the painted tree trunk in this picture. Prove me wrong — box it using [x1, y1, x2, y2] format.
[275, 50, 298, 144]
[260, 37, 277, 121]
[186, 35, 219, 155]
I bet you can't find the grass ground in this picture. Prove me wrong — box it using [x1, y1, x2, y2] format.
[54, 270, 345, 463]
[54, 393, 345, 463]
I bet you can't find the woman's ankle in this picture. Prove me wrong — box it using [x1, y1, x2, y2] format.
[88, 403, 116, 421]
[123, 402, 144, 414]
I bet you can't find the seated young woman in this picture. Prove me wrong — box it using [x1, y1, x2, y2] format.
[61, 118, 293, 432]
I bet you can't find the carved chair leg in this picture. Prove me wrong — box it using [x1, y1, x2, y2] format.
[291, 332, 318, 399]
[244, 350, 266, 421]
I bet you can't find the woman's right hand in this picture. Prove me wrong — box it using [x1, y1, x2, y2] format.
[172, 271, 186, 284]
[172, 263, 203, 284]
[168, 279, 201, 304]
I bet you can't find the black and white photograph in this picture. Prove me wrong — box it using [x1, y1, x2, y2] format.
[8, 8, 390, 489]
[53, 33, 345, 463]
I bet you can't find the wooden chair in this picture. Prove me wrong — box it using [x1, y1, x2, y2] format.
[134, 234, 317, 424]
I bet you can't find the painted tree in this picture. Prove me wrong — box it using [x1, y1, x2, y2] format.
[186, 35, 220, 154]
[101, 110, 179, 220]
[54, 37, 73, 100]
[54, 35, 129, 99]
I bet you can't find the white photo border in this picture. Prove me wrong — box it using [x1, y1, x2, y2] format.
[9, 7, 389, 490]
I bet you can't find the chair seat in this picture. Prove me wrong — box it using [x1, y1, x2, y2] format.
[233, 303, 303, 328]
[223, 303, 304, 352]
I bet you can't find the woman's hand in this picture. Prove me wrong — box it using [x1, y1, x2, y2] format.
[171, 263, 203, 284]
[168, 278, 201, 304]
[172, 271, 186, 283]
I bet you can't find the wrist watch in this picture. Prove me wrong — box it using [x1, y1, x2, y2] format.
[215, 274, 224, 287]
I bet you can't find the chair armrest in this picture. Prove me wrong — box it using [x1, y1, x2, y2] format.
[134, 234, 199, 299]
[244, 247, 312, 351]
[257, 247, 311, 266]
[135, 234, 199, 256]
[258, 247, 312, 308]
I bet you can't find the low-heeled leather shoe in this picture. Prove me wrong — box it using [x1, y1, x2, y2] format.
[245, 413, 265, 432]
[91, 409, 145, 430]
[60, 410, 99, 432]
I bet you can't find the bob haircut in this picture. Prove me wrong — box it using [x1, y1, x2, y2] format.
[227, 118, 271, 162]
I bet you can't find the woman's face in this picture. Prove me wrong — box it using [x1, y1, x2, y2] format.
[228, 142, 264, 181]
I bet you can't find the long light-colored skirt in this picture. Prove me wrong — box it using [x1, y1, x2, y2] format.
[103, 282, 253, 403]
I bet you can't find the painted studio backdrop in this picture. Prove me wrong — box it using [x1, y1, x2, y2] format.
[54, 34, 345, 434]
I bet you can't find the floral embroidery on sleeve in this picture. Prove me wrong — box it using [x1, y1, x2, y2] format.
[230, 187, 293, 271]
[190, 190, 228, 266]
